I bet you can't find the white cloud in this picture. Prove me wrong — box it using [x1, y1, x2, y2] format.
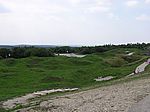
[0, 0, 70, 14]
[0, 0, 71, 25]
[145, 0, 150, 4]
[69, 0, 81, 5]
[87, 0, 112, 13]
[126, 0, 139, 7]
[0, 0, 149, 45]
[96, 0, 112, 6]
[108, 13, 119, 20]
[88, 6, 110, 13]
[136, 14, 150, 21]
[0, 3, 10, 13]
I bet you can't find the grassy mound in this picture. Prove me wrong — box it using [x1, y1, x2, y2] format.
[0, 48, 148, 101]
[104, 57, 126, 67]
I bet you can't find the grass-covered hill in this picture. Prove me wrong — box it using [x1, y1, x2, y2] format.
[0, 48, 148, 101]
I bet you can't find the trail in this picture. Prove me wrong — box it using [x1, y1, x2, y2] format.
[127, 59, 150, 112]
[128, 95, 150, 112]
[134, 59, 150, 74]
[2, 88, 78, 110]
[127, 58, 150, 77]
[25, 76, 150, 112]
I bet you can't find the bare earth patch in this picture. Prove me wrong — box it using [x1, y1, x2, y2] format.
[2, 88, 78, 110]
[94, 76, 114, 81]
[56, 53, 86, 58]
[134, 59, 150, 74]
[22, 76, 150, 112]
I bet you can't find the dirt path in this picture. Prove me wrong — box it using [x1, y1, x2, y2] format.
[128, 58, 150, 77]
[128, 94, 150, 112]
[2, 88, 78, 110]
[23, 76, 150, 112]
[55, 53, 86, 58]
[135, 59, 150, 74]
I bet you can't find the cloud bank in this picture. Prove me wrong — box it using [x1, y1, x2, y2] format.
[0, 0, 149, 45]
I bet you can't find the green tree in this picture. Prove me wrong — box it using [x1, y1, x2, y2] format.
[32, 48, 54, 57]
[12, 47, 26, 58]
[0, 48, 11, 58]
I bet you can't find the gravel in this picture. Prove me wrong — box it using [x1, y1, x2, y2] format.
[94, 76, 114, 81]
[2, 88, 78, 109]
[25, 76, 150, 112]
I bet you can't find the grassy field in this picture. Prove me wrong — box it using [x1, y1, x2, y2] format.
[0, 48, 148, 102]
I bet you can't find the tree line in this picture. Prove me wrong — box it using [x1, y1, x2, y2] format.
[0, 43, 150, 59]
[0, 47, 54, 59]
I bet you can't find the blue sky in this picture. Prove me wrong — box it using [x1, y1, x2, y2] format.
[0, 0, 150, 45]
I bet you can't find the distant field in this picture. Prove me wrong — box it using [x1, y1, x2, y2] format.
[0, 48, 148, 101]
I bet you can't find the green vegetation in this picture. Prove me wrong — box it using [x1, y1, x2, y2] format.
[0, 43, 150, 59]
[0, 47, 148, 102]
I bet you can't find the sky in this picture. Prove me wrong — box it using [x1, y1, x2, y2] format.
[0, 0, 150, 46]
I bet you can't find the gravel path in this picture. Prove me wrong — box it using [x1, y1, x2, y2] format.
[127, 58, 150, 77]
[135, 59, 150, 74]
[128, 94, 150, 112]
[2, 88, 78, 109]
[25, 76, 150, 112]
